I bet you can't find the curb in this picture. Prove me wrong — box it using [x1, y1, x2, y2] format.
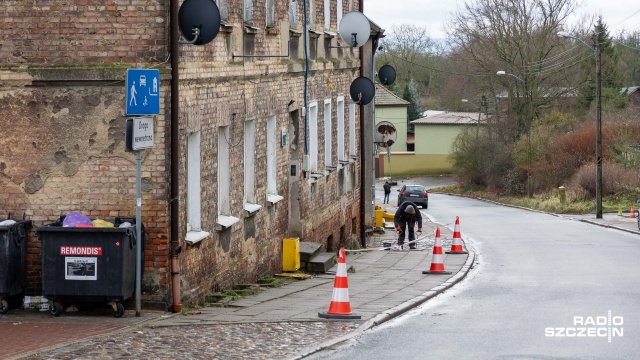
[292, 249, 476, 360]
[579, 219, 640, 235]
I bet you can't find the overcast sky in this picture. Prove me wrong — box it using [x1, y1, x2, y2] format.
[362, 0, 640, 39]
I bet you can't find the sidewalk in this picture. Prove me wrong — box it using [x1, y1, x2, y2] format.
[2, 206, 475, 360]
[6, 202, 637, 359]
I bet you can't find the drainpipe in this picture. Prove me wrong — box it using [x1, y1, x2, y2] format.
[358, 0, 366, 247]
[170, 0, 182, 313]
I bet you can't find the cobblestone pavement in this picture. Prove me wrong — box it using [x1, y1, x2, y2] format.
[25, 321, 362, 360]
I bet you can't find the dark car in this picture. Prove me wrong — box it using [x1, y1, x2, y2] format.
[397, 185, 428, 208]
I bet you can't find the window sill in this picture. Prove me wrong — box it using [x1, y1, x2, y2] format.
[267, 194, 284, 205]
[185, 230, 210, 245]
[324, 31, 337, 37]
[309, 30, 323, 38]
[289, 29, 302, 37]
[244, 203, 262, 217]
[216, 215, 240, 231]
[220, 21, 233, 33]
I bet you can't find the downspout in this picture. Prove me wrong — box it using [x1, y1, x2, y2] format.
[358, 0, 366, 247]
[170, 0, 182, 313]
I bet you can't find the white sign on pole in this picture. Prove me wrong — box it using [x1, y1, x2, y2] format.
[132, 117, 154, 150]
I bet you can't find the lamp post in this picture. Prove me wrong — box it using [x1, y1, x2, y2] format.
[461, 99, 483, 135]
[558, 31, 602, 219]
[496, 70, 533, 198]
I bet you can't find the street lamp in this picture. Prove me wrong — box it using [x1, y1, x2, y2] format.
[497, 70, 533, 198]
[461, 99, 484, 132]
[558, 31, 602, 219]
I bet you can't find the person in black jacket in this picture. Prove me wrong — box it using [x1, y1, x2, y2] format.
[383, 181, 391, 204]
[393, 201, 423, 249]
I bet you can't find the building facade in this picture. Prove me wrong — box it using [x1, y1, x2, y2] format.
[0, 0, 364, 308]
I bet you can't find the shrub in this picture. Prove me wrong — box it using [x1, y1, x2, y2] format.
[572, 162, 640, 197]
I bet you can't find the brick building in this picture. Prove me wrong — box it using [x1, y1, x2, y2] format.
[0, 0, 367, 309]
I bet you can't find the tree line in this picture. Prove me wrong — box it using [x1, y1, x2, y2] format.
[376, 0, 640, 201]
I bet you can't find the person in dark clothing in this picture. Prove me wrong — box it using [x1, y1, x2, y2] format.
[394, 201, 423, 249]
[383, 181, 391, 204]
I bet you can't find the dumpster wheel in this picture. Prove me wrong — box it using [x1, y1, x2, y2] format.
[50, 301, 64, 316]
[111, 302, 125, 318]
[0, 299, 9, 314]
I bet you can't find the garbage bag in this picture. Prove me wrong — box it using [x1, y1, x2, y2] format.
[62, 212, 93, 227]
[92, 219, 115, 228]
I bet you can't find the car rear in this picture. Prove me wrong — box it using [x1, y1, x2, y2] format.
[399, 185, 428, 208]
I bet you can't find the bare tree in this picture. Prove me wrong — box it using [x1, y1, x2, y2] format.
[376, 24, 444, 97]
[446, 0, 580, 138]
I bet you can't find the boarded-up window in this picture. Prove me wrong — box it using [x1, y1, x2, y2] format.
[187, 131, 201, 232]
[337, 96, 345, 162]
[244, 0, 253, 25]
[337, 0, 343, 29]
[244, 120, 256, 204]
[309, 101, 319, 172]
[267, 115, 277, 195]
[218, 126, 231, 215]
[266, 0, 276, 27]
[288, 0, 298, 29]
[349, 101, 356, 158]
[324, 0, 331, 30]
[216, 0, 229, 22]
[324, 99, 332, 168]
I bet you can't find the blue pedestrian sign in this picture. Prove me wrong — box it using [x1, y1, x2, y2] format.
[126, 69, 160, 115]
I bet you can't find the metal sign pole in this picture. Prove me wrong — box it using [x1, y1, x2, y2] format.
[135, 149, 142, 317]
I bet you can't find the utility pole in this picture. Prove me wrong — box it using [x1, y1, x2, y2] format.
[594, 33, 603, 219]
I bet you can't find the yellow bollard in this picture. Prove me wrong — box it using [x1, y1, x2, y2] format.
[558, 186, 566, 205]
[618, 206, 623, 217]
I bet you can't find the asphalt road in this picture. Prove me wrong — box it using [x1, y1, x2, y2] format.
[308, 192, 640, 359]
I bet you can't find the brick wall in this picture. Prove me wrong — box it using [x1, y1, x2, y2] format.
[1, 0, 363, 308]
[0, 0, 167, 65]
[0, 70, 171, 298]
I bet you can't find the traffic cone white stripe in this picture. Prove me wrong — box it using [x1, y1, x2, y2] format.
[431, 253, 444, 264]
[331, 288, 350, 303]
[335, 263, 347, 277]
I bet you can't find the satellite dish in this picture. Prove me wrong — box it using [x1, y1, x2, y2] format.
[338, 11, 371, 48]
[178, 0, 221, 46]
[374, 121, 397, 148]
[350, 77, 375, 105]
[378, 65, 396, 86]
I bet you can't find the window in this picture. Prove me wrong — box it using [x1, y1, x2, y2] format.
[324, 0, 331, 30]
[244, 119, 261, 216]
[244, 0, 254, 26]
[217, 0, 229, 22]
[217, 126, 239, 230]
[288, 0, 298, 29]
[186, 131, 209, 244]
[336, 0, 343, 29]
[309, 101, 319, 172]
[266, 115, 283, 204]
[266, 0, 275, 28]
[349, 101, 356, 159]
[324, 99, 333, 169]
[308, 0, 315, 28]
[337, 96, 345, 163]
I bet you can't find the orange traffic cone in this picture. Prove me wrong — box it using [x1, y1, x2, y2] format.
[630, 206, 636, 219]
[318, 248, 361, 319]
[446, 216, 469, 254]
[423, 227, 451, 275]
